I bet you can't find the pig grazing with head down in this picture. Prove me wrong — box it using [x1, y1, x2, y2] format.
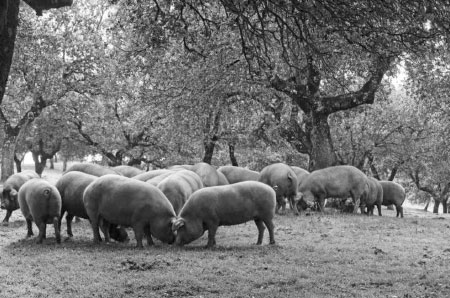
[83, 175, 177, 248]
[258, 163, 298, 214]
[379, 181, 406, 218]
[55, 171, 129, 242]
[157, 170, 203, 214]
[1, 170, 40, 224]
[362, 177, 383, 216]
[18, 179, 62, 244]
[172, 181, 276, 248]
[298, 165, 368, 213]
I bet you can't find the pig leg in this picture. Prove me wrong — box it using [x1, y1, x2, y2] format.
[263, 219, 275, 245]
[132, 224, 145, 248]
[53, 217, 61, 244]
[206, 224, 218, 248]
[396, 205, 403, 218]
[90, 216, 102, 244]
[144, 224, 154, 246]
[2, 210, 12, 225]
[26, 218, 34, 237]
[65, 213, 75, 237]
[100, 218, 111, 243]
[36, 221, 46, 244]
[376, 203, 382, 216]
[254, 219, 265, 245]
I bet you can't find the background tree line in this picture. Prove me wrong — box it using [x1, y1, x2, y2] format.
[2, 0, 450, 212]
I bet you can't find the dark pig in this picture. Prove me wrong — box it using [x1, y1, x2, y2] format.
[379, 181, 406, 218]
[1, 170, 40, 224]
[18, 179, 62, 244]
[83, 175, 177, 248]
[259, 163, 298, 214]
[55, 171, 129, 242]
[172, 181, 276, 247]
[298, 165, 368, 213]
[363, 177, 383, 216]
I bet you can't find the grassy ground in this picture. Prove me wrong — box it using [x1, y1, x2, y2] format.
[1, 164, 450, 297]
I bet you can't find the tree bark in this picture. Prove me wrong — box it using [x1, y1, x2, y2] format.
[32, 151, 47, 176]
[433, 199, 440, 214]
[228, 143, 238, 166]
[0, 0, 19, 105]
[1, 135, 17, 180]
[13, 153, 22, 172]
[307, 112, 337, 170]
[202, 138, 216, 165]
[49, 158, 54, 169]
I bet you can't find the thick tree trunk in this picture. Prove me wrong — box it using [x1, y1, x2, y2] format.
[308, 112, 337, 171]
[32, 151, 46, 176]
[1, 135, 17, 180]
[424, 198, 430, 212]
[0, 0, 19, 105]
[433, 199, 440, 214]
[229, 143, 238, 166]
[49, 158, 54, 169]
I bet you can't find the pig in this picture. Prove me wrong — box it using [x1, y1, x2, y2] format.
[217, 166, 261, 184]
[216, 170, 229, 185]
[298, 165, 368, 213]
[379, 181, 406, 218]
[290, 166, 310, 213]
[18, 179, 62, 244]
[55, 171, 129, 242]
[172, 181, 276, 247]
[133, 169, 175, 182]
[113, 165, 144, 177]
[145, 172, 176, 186]
[65, 163, 121, 177]
[1, 170, 40, 224]
[362, 177, 383, 216]
[258, 163, 298, 214]
[190, 162, 223, 187]
[83, 175, 177, 248]
[157, 170, 203, 214]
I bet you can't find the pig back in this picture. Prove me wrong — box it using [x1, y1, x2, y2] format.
[113, 165, 144, 177]
[217, 166, 261, 184]
[259, 163, 298, 197]
[56, 171, 97, 218]
[19, 179, 62, 220]
[299, 165, 367, 198]
[65, 163, 121, 177]
[83, 175, 176, 226]
[379, 181, 405, 206]
[180, 181, 276, 225]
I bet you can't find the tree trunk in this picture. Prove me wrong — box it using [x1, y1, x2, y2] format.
[308, 112, 337, 171]
[424, 198, 430, 212]
[0, 0, 20, 105]
[202, 139, 216, 165]
[32, 152, 46, 176]
[1, 135, 17, 180]
[229, 143, 238, 166]
[62, 156, 68, 172]
[13, 153, 22, 172]
[433, 199, 440, 214]
[442, 199, 448, 214]
[50, 158, 54, 169]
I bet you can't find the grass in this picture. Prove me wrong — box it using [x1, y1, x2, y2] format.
[1, 163, 450, 297]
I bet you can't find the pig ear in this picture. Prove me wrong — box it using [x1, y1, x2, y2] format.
[10, 189, 18, 198]
[171, 218, 185, 232]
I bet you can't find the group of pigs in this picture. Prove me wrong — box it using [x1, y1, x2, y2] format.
[0, 162, 405, 248]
